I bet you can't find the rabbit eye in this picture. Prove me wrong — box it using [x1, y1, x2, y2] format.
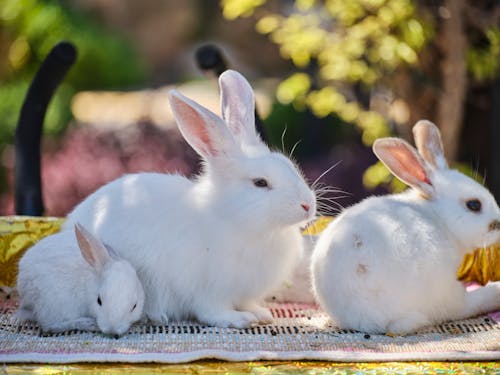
[97, 296, 102, 306]
[466, 199, 482, 213]
[253, 178, 269, 188]
[131, 303, 137, 312]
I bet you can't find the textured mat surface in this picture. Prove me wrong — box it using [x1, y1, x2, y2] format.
[1, 295, 499, 363]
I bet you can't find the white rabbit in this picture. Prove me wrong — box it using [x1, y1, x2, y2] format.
[64, 70, 317, 328]
[312, 120, 500, 334]
[16, 223, 145, 337]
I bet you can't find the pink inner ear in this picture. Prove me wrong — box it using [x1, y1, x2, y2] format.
[390, 146, 432, 185]
[174, 97, 217, 156]
[75, 226, 98, 267]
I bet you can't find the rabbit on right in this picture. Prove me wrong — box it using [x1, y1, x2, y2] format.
[312, 120, 500, 335]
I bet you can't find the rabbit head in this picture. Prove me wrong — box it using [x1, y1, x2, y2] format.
[373, 120, 500, 253]
[75, 223, 145, 336]
[168, 70, 316, 229]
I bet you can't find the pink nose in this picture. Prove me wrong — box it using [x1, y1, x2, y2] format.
[301, 203, 310, 213]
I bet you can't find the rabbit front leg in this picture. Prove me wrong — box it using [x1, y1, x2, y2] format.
[196, 306, 258, 328]
[146, 311, 169, 325]
[41, 317, 98, 333]
[237, 301, 273, 323]
[15, 305, 35, 322]
[386, 312, 431, 335]
[461, 281, 500, 318]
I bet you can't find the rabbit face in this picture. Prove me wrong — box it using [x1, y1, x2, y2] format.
[431, 169, 500, 252]
[209, 151, 316, 229]
[93, 260, 145, 336]
[373, 120, 500, 256]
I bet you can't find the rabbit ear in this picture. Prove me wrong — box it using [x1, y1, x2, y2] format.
[168, 90, 239, 159]
[75, 223, 110, 271]
[373, 138, 434, 198]
[413, 120, 448, 170]
[219, 70, 262, 146]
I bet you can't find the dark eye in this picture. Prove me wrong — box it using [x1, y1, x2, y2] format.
[97, 296, 102, 306]
[131, 303, 137, 312]
[253, 178, 269, 188]
[466, 199, 482, 213]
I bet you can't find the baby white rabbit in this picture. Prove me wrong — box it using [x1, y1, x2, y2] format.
[16, 223, 145, 337]
[64, 70, 316, 328]
[312, 120, 500, 334]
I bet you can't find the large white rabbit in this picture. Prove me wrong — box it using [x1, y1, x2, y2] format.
[64, 70, 317, 328]
[16, 223, 145, 337]
[312, 120, 500, 334]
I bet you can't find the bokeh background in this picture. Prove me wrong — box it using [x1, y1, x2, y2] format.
[1, 0, 499, 216]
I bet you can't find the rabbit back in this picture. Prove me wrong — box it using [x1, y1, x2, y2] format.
[68, 172, 304, 322]
[17, 231, 97, 331]
[312, 193, 465, 333]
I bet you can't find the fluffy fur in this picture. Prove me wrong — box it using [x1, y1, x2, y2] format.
[311, 120, 500, 334]
[266, 239, 317, 304]
[16, 223, 145, 336]
[64, 70, 316, 328]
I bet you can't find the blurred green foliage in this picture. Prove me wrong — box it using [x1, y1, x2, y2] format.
[0, 0, 147, 151]
[467, 28, 500, 82]
[222, 0, 432, 147]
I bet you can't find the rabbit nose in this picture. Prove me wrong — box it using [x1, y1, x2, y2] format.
[489, 220, 500, 231]
[301, 203, 310, 213]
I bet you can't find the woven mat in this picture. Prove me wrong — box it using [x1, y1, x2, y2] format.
[0, 296, 499, 364]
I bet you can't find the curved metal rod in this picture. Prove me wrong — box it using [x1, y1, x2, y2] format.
[15, 41, 77, 216]
[195, 44, 267, 142]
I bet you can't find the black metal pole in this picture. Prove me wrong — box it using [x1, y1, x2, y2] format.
[14, 41, 77, 216]
[195, 44, 267, 142]
[490, 78, 500, 202]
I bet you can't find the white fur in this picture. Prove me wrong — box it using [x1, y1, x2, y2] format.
[266, 237, 317, 304]
[64, 70, 316, 328]
[16, 224, 145, 336]
[312, 120, 500, 334]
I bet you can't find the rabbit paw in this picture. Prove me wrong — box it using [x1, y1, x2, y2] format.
[71, 317, 99, 331]
[199, 309, 258, 328]
[386, 312, 430, 335]
[238, 303, 273, 323]
[15, 306, 35, 322]
[464, 281, 500, 317]
[43, 317, 98, 333]
[146, 312, 169, 325]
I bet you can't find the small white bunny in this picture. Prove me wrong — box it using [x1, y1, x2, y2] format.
[16, 223, 145, 337]
[64, 70, 316, 328]
[312, 120, 500, 334]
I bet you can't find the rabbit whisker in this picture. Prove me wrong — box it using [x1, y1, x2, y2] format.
[290, 139, 302, 158]
[315, 188, 351, 197]
[313, 181, 350, 194]
[281, 125, 287, 154]
[311, 161, 342, 190]
[317, 195, 345, 209]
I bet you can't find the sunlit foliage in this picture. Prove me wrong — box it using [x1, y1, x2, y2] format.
[467, 28, 500, 82]
[222, 0, 431, 149]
